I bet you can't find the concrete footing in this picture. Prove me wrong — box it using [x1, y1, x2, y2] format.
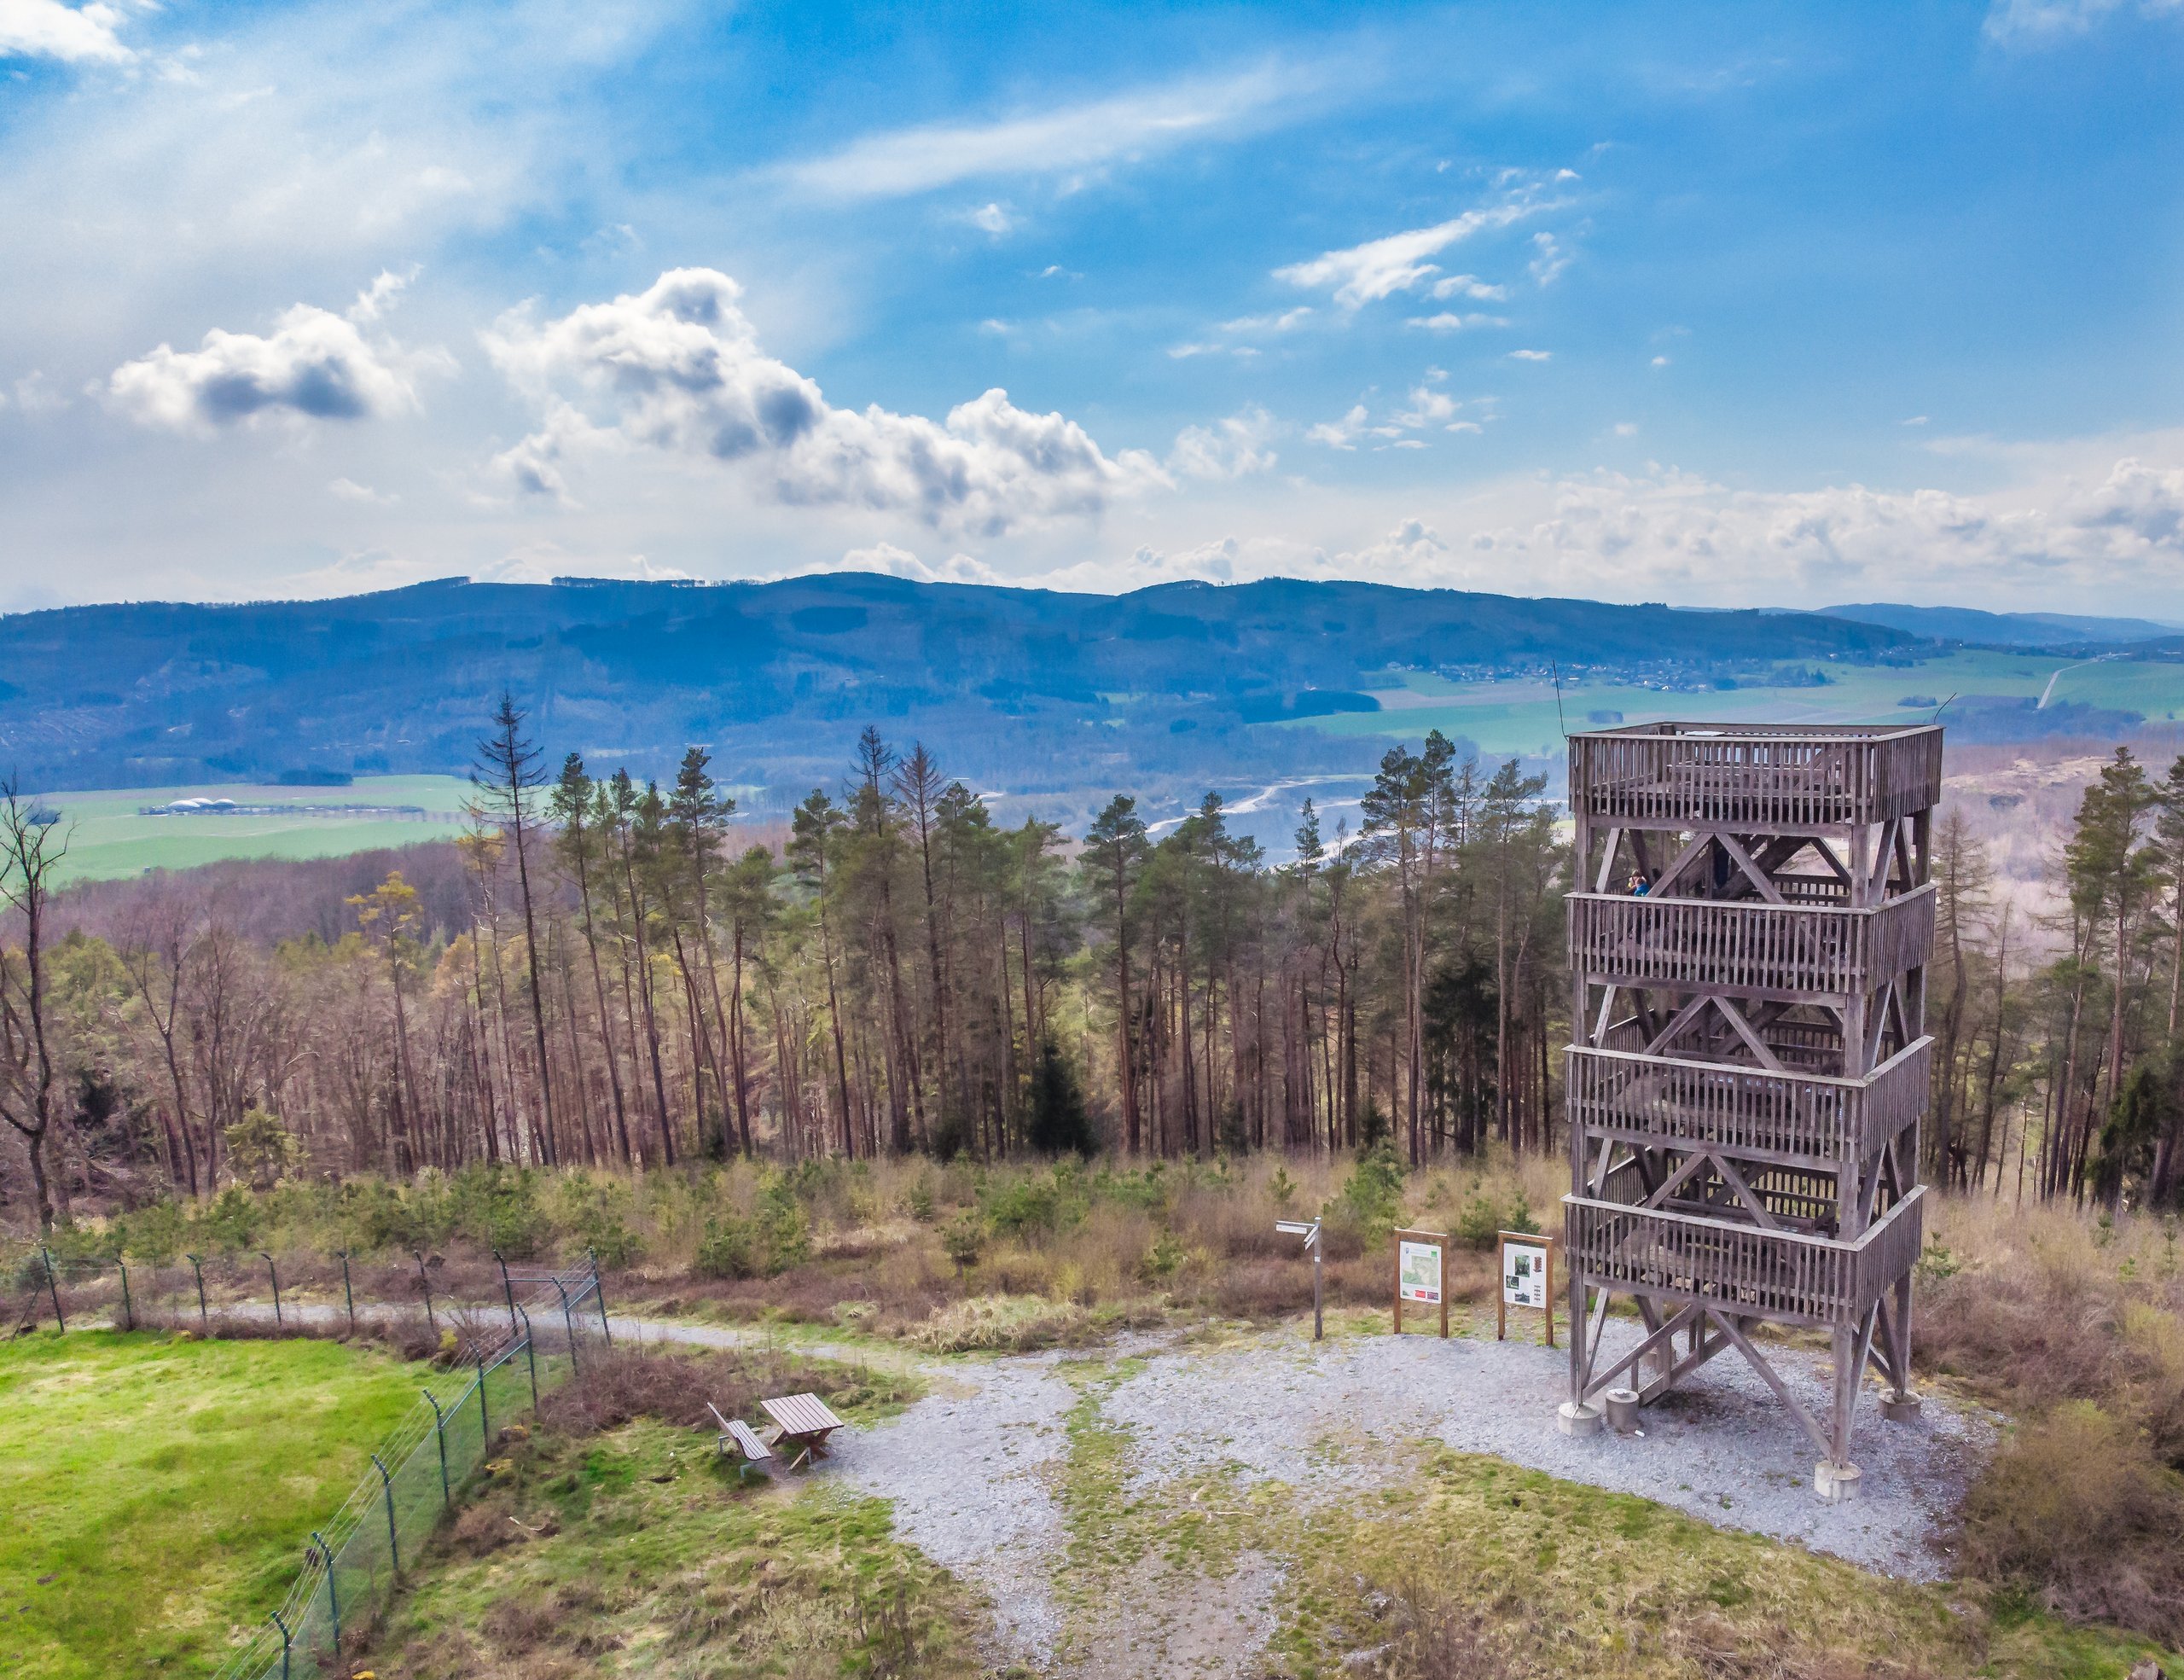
[1880, 1390, 1922, 1422]
[1814, 1460, 1863, 1503]
[1603, 1387, 1642, 1434]
[1557, 1401, 1603, 1437]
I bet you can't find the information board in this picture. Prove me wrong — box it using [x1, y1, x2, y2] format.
[1502, 1241, 1548, 1311]
[1496, 1230, 1556, 1346]
[1391, 1228, 1450, 1337]
[1398, 1239, 1443, 1305]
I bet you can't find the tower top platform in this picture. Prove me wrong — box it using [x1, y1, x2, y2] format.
[1569, 720, 1942, 831]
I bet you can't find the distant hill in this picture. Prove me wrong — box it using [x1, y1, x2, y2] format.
[0, 574, 1917, 799]
[1816, 602, 2184, 648]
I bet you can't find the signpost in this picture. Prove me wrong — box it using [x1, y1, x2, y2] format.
[1275, 1218, 1324, 1340]
[1497, 1230, 1556, 1346]
[1392, 1228, 1449, 1338]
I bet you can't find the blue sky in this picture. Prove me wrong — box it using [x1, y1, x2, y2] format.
[1, 0, 2181, 613]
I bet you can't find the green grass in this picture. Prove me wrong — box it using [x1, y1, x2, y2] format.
[1316, 651, 2184, 756]
[363, 1413, 980, 1677]
[0, 1329, 443, 1679]
[25, 776, 473, 885]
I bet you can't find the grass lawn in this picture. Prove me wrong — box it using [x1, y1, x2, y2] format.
[26, 776, 474, 886]
[0, 1329, 442, 1678]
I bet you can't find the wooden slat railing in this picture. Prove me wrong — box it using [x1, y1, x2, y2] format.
[1570, 883, 1935, 997]
[1566, 1038, 1929, 1166]
[1562, 1186, 1925, 1328]
[1571, 724, 1942, 830]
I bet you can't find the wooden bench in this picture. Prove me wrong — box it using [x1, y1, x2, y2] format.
[708, 1403, 775, 1479]
[759, 1392, 845, 1471]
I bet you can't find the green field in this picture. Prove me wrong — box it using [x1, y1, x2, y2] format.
[26, 776, 473, 886]
[0, 1331, 442, 1678]
[1308, 649, 2184, 757]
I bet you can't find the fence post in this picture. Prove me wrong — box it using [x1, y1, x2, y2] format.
[339, 1250, 356, 1338]
[39, 1247, 63, 1333]
[423, 1390, 451, 1506]
[372, 1452, 400, 1576]
[476, 1351, 491, 1445]
[552, 1279, 578, 1375]
[313, 1529, 339, 1651]
[118, 1259, 134, 1331]
[260, 1251, 282, 1330]
[495, 1249, 517, 1334]
[272, 1609, 292, 1680]
[516, 1306, 539, 1411]
[415, 1250, 435, 1337]
[590, 1248, 612, 1346]
[188, 1253, 208, 1332]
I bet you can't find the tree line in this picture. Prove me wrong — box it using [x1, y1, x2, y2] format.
[0, 698, 1567, 1229]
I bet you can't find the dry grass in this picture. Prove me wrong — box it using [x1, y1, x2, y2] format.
[1921, 1196, 2184, 1646]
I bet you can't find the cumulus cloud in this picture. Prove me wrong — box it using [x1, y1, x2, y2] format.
[107, 272, 444, 432]
[1507, 348, 1552, 362]
[1273, 188, 1557, 311]
[483, 267, 1166, 534]
[0, 0, 133, 65]
[1168, 407, 1277, 480]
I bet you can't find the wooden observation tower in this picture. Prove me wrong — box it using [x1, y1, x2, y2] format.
[1560, 721, 1942, 1501]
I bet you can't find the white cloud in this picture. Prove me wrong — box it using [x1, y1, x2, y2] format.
[10, 370, 66, 413]
[1651, 355, 1672, 369]
[107, 276, 447, 432]
[1273, 188, 1555, 310]
[1612, 421, 1639, 437]
[1429, 274, 1507, 301]
[1984, 0, 2182, 41]
[483, 267, 1168, 534]
[777, 63, 1309, 200]
[0, 0, 133, 65]
[1529, 231, 1573, 287]
[1391, 387, 1459, 428]
[1168, 407, 1277, 480]
[1507, 348, 1552, 362]
[328, 476, 395, 504]
[1449, 453, 2184, 602]
[1308, 404, 1368, 451]
[1220, 306, 1314, 335]
[964, 201, 1016, 235]
[1405, 311, 1509, 333]
[1031, 534, 1242, 595]
[834, 543, 1003, 586]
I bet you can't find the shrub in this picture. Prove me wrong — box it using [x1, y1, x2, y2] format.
[223, 1107, 300, 1189]
[1959, 1402, 2184, 1644]
[695, 1215, 758, 1280]
[941, 1212, 985, 1277]
[756, 1177, 810, 1272]
[1329, 1142, 1405, 1244]
[909, 1294, 1088, 1353]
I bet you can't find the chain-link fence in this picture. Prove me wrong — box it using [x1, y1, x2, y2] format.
[209, 1258, 610, 1680]
[3, 1241, 612, 1678]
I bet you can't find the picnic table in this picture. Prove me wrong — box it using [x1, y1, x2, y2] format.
[760, 1392, 845, 1470]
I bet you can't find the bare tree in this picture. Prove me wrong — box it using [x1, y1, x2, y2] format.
[0, 780, 68, 1229]
[472, 692, 560, 1164]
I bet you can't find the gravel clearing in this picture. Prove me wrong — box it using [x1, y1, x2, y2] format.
[1099, 1318, 1995, 1581]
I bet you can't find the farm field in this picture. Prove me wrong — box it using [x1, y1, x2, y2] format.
[1310, 650, 2184, 758]
[0, 1330, 444, 1679]
[23, 776, 473, 886]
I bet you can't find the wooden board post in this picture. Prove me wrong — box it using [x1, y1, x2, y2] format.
[1392, 1228, 1450, 1338]
[1497, 1230, 1556, 1347]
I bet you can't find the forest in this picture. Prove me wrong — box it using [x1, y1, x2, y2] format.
[1, 695, 2181, 1231]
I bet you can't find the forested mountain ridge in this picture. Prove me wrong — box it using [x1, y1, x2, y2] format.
[0, 573, 1917, 795]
